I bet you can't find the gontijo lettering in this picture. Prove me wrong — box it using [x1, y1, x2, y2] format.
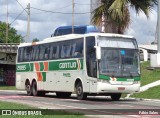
[59, 62, 77, 69]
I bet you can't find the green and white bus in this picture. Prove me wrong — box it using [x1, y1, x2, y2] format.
[16, 33, 140, 101]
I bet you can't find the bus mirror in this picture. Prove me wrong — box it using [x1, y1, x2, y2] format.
[95, 46, 101, 60]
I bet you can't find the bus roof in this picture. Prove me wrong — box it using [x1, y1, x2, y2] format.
[18, 33, 135, 47]
[53, 25, 99, 36]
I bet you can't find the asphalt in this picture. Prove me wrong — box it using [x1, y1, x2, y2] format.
[0, 90, 160, 118]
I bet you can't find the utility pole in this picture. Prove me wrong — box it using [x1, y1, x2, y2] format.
[150, 0, 160, 67]
[101, 12, 105, 33]
[26, 3, 30, 42]
[6, 0, 8, 44]
[72, 0, 74, 34]
[158, 0, 160, 53]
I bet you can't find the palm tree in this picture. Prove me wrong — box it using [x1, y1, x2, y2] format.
[91, 0, 157, 34]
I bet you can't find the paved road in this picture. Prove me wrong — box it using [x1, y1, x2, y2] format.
[0, 90, 160, 118]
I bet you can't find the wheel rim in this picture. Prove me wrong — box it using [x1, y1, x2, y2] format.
[26, 85, 30, 91]
[77, 86, 82, 96]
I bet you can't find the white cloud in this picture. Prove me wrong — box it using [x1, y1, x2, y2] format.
[125, 8, 157, 44]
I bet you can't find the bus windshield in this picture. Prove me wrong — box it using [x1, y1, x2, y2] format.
[97, 36, 140, 78]
[99, 48, 140, 77]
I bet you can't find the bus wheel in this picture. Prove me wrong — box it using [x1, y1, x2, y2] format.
[76, 82, 87, 100]
[56, 92, 71, 98]
[32, 81, 38, 96]
[25, 82, 32, 96]
[111, 93, 121, 101]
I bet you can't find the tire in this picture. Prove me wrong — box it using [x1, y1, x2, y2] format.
[56, 92, 71, 98]
[32, 81, 46, 96]
[25, 82, 32, 96]
[32, 81, 38, 96]
[76, 82, 87, 100]
[111, 93, 121, 101]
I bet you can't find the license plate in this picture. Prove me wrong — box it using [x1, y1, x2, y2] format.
[118, 87, 125, 90]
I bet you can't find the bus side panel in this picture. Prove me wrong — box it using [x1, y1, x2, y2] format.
[16, 72, 37, 90]
[16, 73, 23, 90]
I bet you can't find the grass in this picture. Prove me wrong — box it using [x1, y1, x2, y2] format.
[132, 86, 160, 99]
[0, 101, 85, 118]
[131, 61, 160, 99]
[140, 61, 160, 86]
[0, 86, 17, 90]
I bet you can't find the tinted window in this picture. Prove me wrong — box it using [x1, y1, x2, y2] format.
[23, 47, 33, 61]
[39, 44, 50, 60]
[86, 36, 96, 77]
[61, 41, 71, 58]
[18, 47, 24, 62]
[49, 43, 60, 59]
[71, 38, 83, 58]
[54, 27, 86, 36]
[17, 38, 84, 62]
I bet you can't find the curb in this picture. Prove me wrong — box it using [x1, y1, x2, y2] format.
[125, 97, 160, 102]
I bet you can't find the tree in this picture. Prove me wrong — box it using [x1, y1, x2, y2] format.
[0, 21, 23, 43]
[32, 38, 39, 42]
[91, 0, 157, 34]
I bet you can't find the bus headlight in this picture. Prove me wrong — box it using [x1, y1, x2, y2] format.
[133, 81, 140, 84]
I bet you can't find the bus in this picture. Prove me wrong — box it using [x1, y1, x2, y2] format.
[16, 33, 140, 101]
[52, 25, 99, 37]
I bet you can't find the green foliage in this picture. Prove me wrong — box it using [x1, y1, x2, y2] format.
[0, 21, 23, 43]
[32, 38, 39, 42]
[92, 0, 157, 34]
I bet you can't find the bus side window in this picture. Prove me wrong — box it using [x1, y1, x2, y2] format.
[23, 47, 27, 61]
[23, 47, 32, 61]
[56, 44, 60, 59]
[61, 41, 71, 58]
[18, 47, 23, 62]
[35, 46, 40, 61]
[49, 43, 60, 59]
[28, 47, 33, 61]
[74, 39, 83, 57]
[39, 45, 45, 60]
[32, 46, 38, 61]
[39, 44, 50, 60]
[70, 42, 76, 57]
[44, 46, 50, 60]
[71, 38, 83, 58]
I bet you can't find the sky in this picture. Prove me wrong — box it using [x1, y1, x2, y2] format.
[0, 0, 157, 44]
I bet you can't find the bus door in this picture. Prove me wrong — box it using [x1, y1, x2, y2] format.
[86, 37, 97, 92]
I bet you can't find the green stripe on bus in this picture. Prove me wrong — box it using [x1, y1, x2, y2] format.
[16, 59, 83, 72]
[42, 72, 46, 82]
[99, 74, 140, 81]
[40, 62, 44, 71]
[49, 59, 83, 71]
[16, 63, 33, 72]
[99, 74, 110, 80]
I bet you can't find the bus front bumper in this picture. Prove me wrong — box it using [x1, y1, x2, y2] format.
[97, 82, 140, 93]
